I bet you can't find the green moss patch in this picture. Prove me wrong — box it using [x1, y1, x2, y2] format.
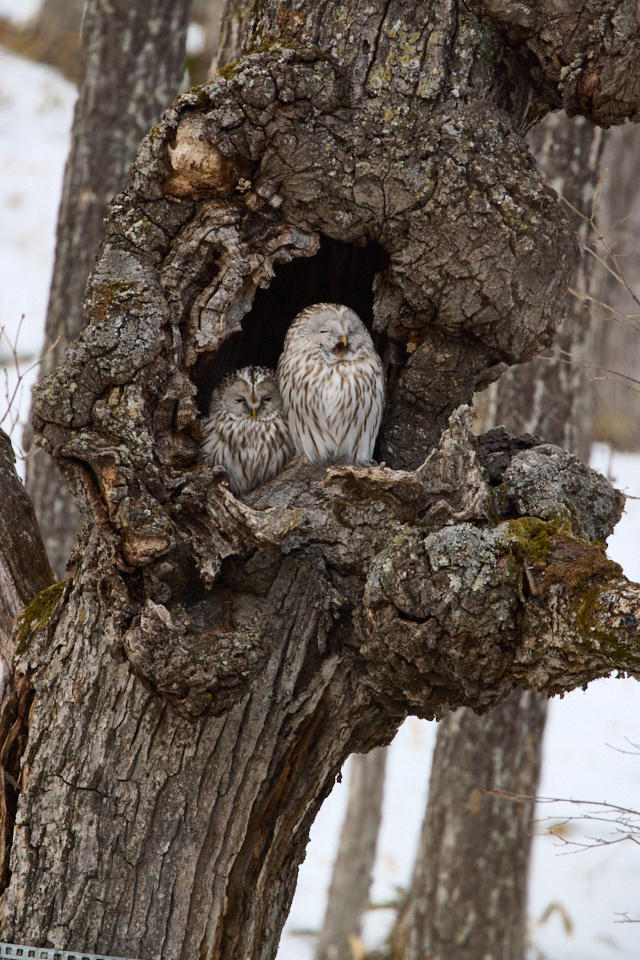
[501, 516, 564, 566]
[15, 579, 70, 655]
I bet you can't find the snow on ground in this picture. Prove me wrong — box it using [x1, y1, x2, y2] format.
[0, 44, 76, 456]
[0, 0, 40, 22]
[1, 25, 639, 960]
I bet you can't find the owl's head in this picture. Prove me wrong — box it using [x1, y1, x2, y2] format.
[288, 303, 374, 364]
[212, 367, 284, 421]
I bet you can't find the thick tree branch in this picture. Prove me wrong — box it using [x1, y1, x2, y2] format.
[25, 0, 194, 577]
[470, 0, 640, 125]
[0, 431, 53, 669]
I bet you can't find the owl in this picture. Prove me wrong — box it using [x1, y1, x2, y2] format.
[277, 303, 385, 463]
[201, 366, 294, 494]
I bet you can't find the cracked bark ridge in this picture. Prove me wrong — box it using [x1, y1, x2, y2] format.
[0, 431, 53, 669]
[470, 0, 640, 125]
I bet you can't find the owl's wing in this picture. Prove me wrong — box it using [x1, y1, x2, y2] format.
[354, 359, 385, 461]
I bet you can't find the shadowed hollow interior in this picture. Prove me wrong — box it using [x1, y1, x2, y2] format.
[194, 237, 389, 415]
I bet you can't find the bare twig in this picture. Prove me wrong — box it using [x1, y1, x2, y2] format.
[489, 787, 640, 863]
[0, 320, 61, 456]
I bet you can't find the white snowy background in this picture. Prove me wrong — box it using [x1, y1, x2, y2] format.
[0, 5, 639, 958]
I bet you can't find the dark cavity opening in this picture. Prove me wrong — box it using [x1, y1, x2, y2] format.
[195, 237, 389, 414]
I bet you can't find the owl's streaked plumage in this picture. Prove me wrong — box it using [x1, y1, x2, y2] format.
[201, 366, 294, 494]
[277, 303, 385, 463]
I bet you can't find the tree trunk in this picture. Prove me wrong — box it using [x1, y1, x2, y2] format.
[212, 0, 253, 72]
[0, 428, 53, 896]
[319, 107, 606, 957]
[590, 123, 640, 454]
[392, 691, 547, 960]
[24, 0, 194, 578]
[315, 748, 387, 960]
[2, 4, 640, 960]
[190, 0, 226, 83]
[393, 111, 606, 960]
[0, 431, 53, 671]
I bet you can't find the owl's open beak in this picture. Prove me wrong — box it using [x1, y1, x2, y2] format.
[333, 335, 348, 356]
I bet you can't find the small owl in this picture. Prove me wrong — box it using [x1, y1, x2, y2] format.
[277, 303, 384, 463]
[201, 366, 294, 494]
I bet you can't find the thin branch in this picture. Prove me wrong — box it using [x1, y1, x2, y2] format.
[539, 347, 640, 392]
[604, 739, 640, 756]
[0, 322, 61, 454]
[489, 788, 640, 856]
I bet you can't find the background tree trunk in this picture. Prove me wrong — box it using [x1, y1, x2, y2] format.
[315, 748, 387, 960]
[590, 123, 640, 456]
[393, 692, 547, 960]
[212, 0, 253, 72]
[24, 0, 194, 578]
[0, 0, 85, 83]
[190, 0, 226, 83]
[1, 4, 639, 960]
[392, 112, 606, 960]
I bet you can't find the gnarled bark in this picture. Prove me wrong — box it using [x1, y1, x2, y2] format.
[0, 431, 53, 669]
[5, 409, 636, 959]
[2, 4, 640, 960]
[470, 0, 640, 126]
[25, 0, 194, 577]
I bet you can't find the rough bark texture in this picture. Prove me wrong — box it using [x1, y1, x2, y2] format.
[0, 431, 53, 677]
[24, 0, 194, 578]
[315, 748, 387, 960]
[393, 691, 547, 960]
[213, 0, 253, 71]
[2, 4, 640, 960]
[470, 0, 640, 126]
[393, 112, 607, 960]
[0, 430, 53, 909]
